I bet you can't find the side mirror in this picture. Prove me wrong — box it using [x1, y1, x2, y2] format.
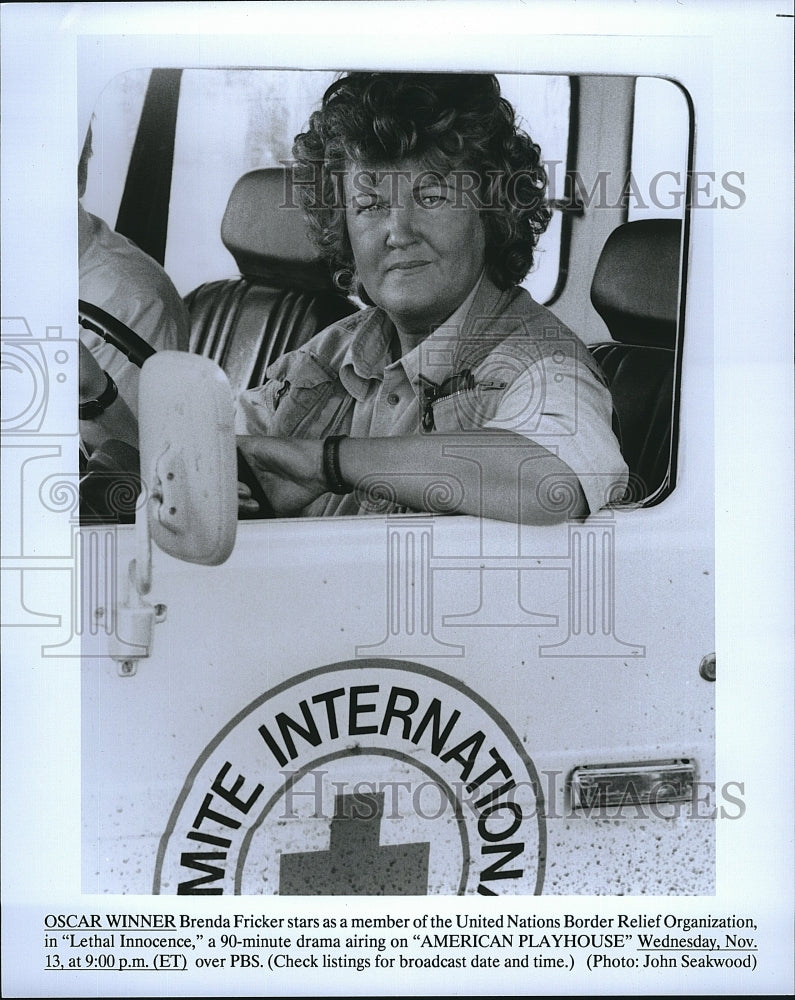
[138, 352, 237, 565]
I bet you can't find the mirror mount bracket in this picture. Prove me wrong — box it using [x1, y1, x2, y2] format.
[108, 505, 161, 676]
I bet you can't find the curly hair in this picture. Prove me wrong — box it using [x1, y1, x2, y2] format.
[291, 72, 551, 297]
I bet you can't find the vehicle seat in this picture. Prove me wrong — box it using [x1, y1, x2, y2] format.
[184, 168, 358, 394]
[589, 219, 682, 503]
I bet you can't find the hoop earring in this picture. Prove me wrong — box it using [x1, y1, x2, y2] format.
[332, 268, 354, 293]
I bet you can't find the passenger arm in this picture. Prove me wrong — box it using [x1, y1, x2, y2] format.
[79, 339, 139, 454]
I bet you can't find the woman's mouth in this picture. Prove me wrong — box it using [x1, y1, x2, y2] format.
[386, 260, 431, 272]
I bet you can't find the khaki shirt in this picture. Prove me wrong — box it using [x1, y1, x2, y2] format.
[238, 276, 629, 517]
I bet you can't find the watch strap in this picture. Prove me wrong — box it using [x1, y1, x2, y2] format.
[79, 370, 119, 420]
[322, 435, 352, 495]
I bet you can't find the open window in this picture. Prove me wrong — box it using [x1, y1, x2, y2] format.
[78, 69, 691, 524]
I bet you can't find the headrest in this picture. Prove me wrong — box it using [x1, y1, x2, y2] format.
[221, 168, 335, 292]
[590, 219, 682, 348]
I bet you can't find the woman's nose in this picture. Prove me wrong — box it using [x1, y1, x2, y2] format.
[385, 201, 420, 247]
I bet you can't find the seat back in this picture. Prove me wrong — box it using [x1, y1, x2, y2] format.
[589, 219, 682, 503]
[185, 168, 357, 393]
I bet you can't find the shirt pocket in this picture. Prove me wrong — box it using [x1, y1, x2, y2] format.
[429, 382, 507, 433]
[237, 351, 352, 437]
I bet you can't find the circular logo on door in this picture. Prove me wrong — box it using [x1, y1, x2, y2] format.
[154, 659, 545, 895]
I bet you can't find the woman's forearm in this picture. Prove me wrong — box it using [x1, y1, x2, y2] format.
[239, 432, 587, 523]
[337, 432, 587, 524]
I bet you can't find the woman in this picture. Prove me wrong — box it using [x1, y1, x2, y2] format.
[238, 72, 628, 524]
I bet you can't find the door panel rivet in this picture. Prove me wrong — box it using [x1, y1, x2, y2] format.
[699, 653, 716, 682]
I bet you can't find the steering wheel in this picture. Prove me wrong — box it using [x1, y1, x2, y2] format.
[78, 300, 274, 520]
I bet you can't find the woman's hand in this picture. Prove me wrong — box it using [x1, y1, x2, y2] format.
[236, 436, 328, 515]
[236, 481, 262, 516]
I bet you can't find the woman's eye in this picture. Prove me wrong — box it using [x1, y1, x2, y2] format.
[418, 189, 448, 208]
[355, 198, 386, 214]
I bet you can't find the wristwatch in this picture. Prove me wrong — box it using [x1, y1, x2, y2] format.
[322, 435, 353, 495]
[79, 370, 119, 420]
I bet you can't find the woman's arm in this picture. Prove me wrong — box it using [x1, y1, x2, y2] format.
[237, 431, 588, 524]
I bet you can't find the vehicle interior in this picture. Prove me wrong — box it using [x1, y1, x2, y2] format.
[78, 68, 690, 524]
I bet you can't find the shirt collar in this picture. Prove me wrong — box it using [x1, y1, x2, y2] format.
[339, 309, 395, 400]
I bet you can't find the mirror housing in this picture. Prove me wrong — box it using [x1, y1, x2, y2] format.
[138, 352, 237, 565]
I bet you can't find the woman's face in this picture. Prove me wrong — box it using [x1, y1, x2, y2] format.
[343, 161, 487, 341]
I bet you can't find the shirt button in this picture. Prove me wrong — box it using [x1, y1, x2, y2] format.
[387, 392, 400, 405]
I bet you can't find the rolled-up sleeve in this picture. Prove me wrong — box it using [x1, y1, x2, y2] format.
[483, 355, 629, 514]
